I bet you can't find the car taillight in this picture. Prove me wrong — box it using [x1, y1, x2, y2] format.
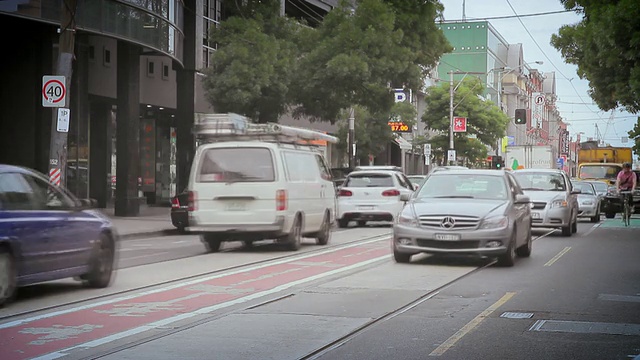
[188, 191, 197, 211]
[382, 189, 400, 196]
[338, 189, 353, 197]
[171, 197, 180, 208]
[276, 190, 287, 211]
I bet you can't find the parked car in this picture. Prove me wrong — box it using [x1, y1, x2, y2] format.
[429, 165, 469, 174]
[585, 180, 608, 211]
[330, 167, 352, 189]
[407, 175, 427, 190]
[511, 168, 580, 236]
[337, 167, 415, 228]
[171, 191, 190, 231]
[0, 165, 117, 306]
[187, 119, 337, 253]
[393, 169, 532, 267]
[571, 181, 601, 222]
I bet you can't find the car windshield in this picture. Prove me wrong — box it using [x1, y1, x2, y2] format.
[572, 182, 595, 195]
[416, 174, 508, 200]
[407, 176, 426, 186]
[344, 173, 394, 187]
[578, 164, 622, 180]
[588, 181, 608, 193]
[197, 147, 275, 183]
[513, 172, 566, 191]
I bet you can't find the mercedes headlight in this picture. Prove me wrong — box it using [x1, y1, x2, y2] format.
[480, 215, 508, 229]
[551, 199, 568, 208]
[397, 212, 419, 227]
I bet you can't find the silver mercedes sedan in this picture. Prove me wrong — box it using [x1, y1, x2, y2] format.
[393, 169, 533, 267]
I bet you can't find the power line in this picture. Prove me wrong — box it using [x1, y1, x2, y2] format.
[445, 9, 573, 22]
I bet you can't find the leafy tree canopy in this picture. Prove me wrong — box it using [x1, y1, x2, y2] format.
[628, 117, 640, 158]
[551, 0, 640, 113]
[421, 77, 509, 163]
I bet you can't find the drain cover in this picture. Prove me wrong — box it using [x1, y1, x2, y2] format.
[500, 312, 534, 319]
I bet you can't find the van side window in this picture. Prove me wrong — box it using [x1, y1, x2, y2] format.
[283, 152, 303, 181]
[315, 154, 332, 181]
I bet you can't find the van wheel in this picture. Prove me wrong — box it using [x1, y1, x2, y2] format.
[0, 248, 17, 307]
[284, 216, 302, 251]
[85, 234, 115, 288]
[202, 234, 222, 253]
[316, 212, 331, 246]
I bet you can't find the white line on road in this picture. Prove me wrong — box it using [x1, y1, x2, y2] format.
[544, 246, 572, 267]
[121, 251, 171, 262]
[32, 254, 391, 360]
[583, 222, 601, 236]
[0, 235, 390, 330]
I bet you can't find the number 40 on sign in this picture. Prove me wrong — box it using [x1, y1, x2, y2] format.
[42, 75, 66, 107]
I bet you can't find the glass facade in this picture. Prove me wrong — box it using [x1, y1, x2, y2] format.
[0, 0, 185, 64]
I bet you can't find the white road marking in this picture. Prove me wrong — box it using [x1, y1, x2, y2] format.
[544, 247, 571, 267]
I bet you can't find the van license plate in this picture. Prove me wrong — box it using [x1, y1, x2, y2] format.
[225, 202, 247, 211]
[358, 206, 374, 210]
[434, 233, 460, 241]
[531, 212, 541, 219]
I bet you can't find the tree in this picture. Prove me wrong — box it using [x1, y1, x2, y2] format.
[551, 0, 640, 113]
[291, 0, 451, 123]
[421, 77, 509, 164]
[202, 0, 301, 123]
[628, 117, 640, 158]
[334, 102, 416, 165]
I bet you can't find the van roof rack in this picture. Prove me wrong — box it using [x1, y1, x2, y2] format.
[193, 113, 339, 145]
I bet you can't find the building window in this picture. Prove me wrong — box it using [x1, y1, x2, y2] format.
[88, 45, 95, 61]
[103, 47, 111, 67]
[147, 59, 155, 77]
[162, 63, 170, 80]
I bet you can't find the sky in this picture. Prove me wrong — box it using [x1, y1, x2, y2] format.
[439, 0, 637, 152]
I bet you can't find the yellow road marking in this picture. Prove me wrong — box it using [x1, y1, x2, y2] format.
[544, 246, 572, 267]
[429, 292, 517, 356]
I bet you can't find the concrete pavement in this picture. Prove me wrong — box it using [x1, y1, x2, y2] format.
[100, 205, 178, 239]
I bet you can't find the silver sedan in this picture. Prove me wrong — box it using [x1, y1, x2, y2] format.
[393, 170, 533, 267]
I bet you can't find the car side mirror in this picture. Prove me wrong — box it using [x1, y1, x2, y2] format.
[413, 184, 420, 191]
[400, 193, 411, 202]
[515, 194, 530, 204]
[571, 189, 582, 195]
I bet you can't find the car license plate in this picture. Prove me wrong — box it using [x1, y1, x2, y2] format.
[225, 202, 247, 211]
[358, 206, 374, 210]
[531, 212, 541, 219]
[434, 233, 461, 241]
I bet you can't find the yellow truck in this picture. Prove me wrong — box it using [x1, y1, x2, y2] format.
[577, 147, 633, 185]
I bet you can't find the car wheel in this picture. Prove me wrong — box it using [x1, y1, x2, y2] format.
[284, 216, 302, 251]
[357, 220, 367, 227]
[316, 212, 331, 246]
[571, 215, 578, 233]
[0, 248, 17, 307]
[338, 218, 349, 228]
[590, 210, 600, 223]
[85, 234, 115, 289]
[605, 212, 615, 219]
[393, 249, 412, 264]
[243, 240, 254, 247]
[202, 234, 223, 253]
[516, 226, 532, 257]
[497, 230, 516, 267]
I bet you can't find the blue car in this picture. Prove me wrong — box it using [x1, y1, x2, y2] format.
[0, 165, 117, 306]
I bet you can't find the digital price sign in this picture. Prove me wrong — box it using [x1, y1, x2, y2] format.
[388, 121, 411, 133]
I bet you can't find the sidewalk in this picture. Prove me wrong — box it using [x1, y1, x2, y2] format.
[100, 206, 179, 240]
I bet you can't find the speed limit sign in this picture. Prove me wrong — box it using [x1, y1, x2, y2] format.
[42, 75, 66, 107]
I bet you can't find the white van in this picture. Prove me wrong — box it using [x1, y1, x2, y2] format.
[186, 114, 337, 252]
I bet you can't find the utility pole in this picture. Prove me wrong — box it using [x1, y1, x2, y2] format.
[348, 107, 355, 168]
[48, 0, 77, 188]
[448, 71, 455, 165]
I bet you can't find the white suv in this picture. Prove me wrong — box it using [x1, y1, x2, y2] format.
[186, 114, 337, 252]
[337, 167, 415, 228]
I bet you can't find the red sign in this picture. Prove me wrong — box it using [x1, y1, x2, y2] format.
[453, 117, 467, 132]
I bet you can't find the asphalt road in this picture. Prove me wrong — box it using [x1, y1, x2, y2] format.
[314, 219, 640, 360]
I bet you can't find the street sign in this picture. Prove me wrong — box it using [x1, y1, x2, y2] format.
[42, 76, 66, 107]
[447, 150, 456, 162]
[56, 108, 70, 133]
[453, 117, 467, 132]
[423, 143, 431, 156]
[394, 90, 407, 103]
[534, 94, 545, 105]
[556, 157, 564, 169]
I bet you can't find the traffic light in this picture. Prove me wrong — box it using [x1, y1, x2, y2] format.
[492, 156, 504, 169]
[514, 109, 527, 125]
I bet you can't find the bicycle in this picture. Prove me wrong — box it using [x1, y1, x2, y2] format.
[620, 190, 633, 226]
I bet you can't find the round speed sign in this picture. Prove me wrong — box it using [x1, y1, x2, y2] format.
[42, 76, 66, 107]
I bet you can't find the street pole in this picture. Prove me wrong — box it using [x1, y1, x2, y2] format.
[449, 70, 454, 165]
[348, 106, 355, 168]
[48, 0, 77, 188]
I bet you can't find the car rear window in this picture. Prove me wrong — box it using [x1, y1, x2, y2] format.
[344, 173, 394, 187]
[197, 147, 275, 182]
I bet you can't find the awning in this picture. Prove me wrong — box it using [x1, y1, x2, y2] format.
[394, 136, 413, 151]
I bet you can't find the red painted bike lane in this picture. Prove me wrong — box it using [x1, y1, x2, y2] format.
[0, 240, 390, 360]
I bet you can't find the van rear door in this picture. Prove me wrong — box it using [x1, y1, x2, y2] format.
[192, 146, 279, 225]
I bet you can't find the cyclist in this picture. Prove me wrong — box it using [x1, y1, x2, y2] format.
[616, 162, 636, 214]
